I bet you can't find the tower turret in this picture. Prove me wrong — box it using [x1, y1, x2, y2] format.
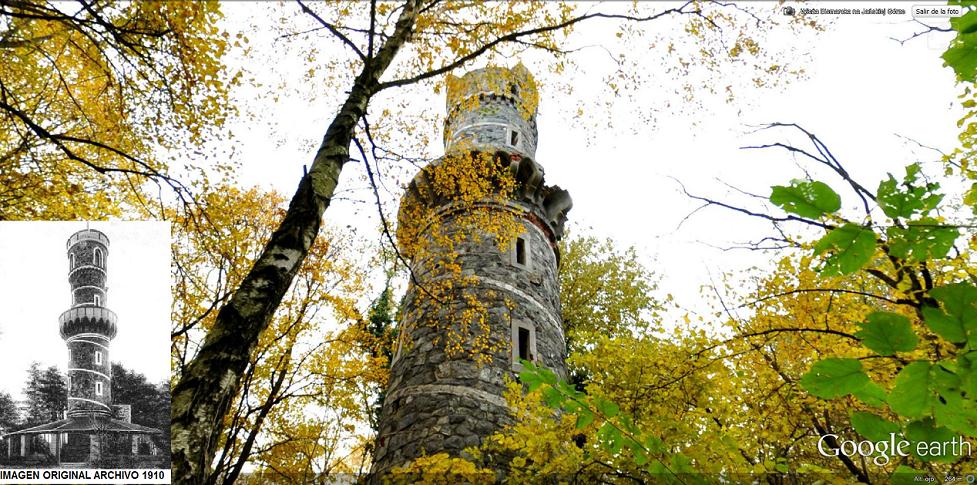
[444, 64, 539, 159]
[371, 65, 572, 478]
[61, 229, 116, 417]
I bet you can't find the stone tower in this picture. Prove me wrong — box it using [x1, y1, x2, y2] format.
[62, 228, 116, 416]
[371, 64, 573, 477]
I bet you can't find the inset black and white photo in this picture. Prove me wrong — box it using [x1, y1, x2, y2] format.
[0, 222, 170, 484]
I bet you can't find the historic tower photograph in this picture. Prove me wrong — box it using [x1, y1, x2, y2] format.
[0, 222, 171, 473]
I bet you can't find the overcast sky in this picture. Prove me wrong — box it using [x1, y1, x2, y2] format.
[0, 222, 171, 403]
[217, 1, 963, 325]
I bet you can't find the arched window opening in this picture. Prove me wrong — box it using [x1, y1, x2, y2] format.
[93, 247, 103, 267]
[95, 381, 103, 396]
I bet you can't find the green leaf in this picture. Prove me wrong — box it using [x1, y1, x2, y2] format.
[944, 30, 977, 83]
[886, 219, 958, 263]
[598, 422, 623, 454]
[595, 397, 620, 418]
[951, 7, 977, 34]
[905, 418, 960, 463]
[876, 167, 943, 219]
[634, 450, 650, 466]
[920, 282, 977, 344]
[562, 399, 584, 414]
[931, 363, 977, 435]
[538, 366, 558, 386]
[643, 435, 666, 454]
[813, 224, 876, 276]
[855, 311, 919, 355]
[959, 351, 977, 400]
[542, 386, 563, 408]
[853, 381, 887, 407]
[850, 411, 900, 442]
[770, 180, 841, 219]
[965, 183, 977, 215]
[610, 432, 624, 456]
[800, 358, 870, 398]
[933, 388, 977, 435]
[575, 410, 594, 430]
[890, 465, 926, 485]
[945, 8, 977, 82]
[518, 366, 544, 392]
[888, 362, 933, 418]
[619, 414, 640, 436]
[556, 380, 580, 400]
[669, 453, 694, 474]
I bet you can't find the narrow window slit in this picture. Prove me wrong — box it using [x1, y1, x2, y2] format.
[518, 327, 530, 361]
[516, 238, 526, 266]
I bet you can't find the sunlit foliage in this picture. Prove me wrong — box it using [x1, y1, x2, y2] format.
[0, 0, 233, 219]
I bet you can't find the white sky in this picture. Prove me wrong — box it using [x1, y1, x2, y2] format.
[0, 222, 171, 403]
[218, 1, 963, 326]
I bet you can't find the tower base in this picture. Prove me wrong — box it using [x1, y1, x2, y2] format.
[0, 416, 164, 468]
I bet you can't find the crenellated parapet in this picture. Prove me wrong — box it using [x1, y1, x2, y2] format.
[59, 306, 118, 340]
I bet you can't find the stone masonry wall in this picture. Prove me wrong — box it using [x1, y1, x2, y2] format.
[68, 238, 107, 307]
[445, 95, 539, 159]
[371, 204, 567, 477]
[67, 338, 112, 416]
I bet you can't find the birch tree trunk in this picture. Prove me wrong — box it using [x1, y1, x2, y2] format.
[170, 2, 421, 482]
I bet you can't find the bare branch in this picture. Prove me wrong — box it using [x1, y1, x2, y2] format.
[891, 19, 953, 46]
[354, 120, 444, 305]
[296, 0, 367, 62]
[672, 176, 834, 230]
[378, 1, 703, 90]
